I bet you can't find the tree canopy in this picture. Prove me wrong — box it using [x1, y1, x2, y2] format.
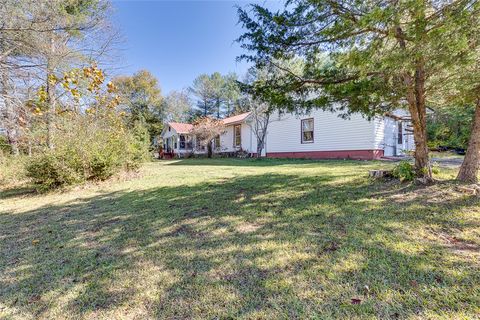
[113, 70, 163, 141]
[237, 0, 480, 182]
[189, 72, 241, 119]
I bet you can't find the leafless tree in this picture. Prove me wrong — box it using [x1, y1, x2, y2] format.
[190, 117, 225, 158]
[245, 96, 274, 158]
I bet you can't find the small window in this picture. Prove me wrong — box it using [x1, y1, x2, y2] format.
[214, 135, 221, 150]
[397, 122, 403, 145]
[234, 125, 241, 147]
[301, 118, 314, 143]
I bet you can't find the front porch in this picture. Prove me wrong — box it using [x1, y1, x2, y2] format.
[161, 134, 196, 159]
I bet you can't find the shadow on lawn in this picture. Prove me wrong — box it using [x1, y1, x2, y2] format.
[0, 172, 478, 319]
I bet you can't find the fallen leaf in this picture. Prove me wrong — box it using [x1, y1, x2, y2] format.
[363, 285, 370, 295]
[351, 298, 362, 305]
[32, 240, 40, 245]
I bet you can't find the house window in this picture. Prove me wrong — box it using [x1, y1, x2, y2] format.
[214, 135, 221, 150]
[179, 135, 186, 149]
[397, 122, 403, 145]
[186, 135, 193, 149]
[234, 125, 241, 147]
[301, 118, 314, 143]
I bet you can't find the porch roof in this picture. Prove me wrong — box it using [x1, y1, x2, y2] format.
[168, 122, 193, 134]
[222, 112, 251, 125]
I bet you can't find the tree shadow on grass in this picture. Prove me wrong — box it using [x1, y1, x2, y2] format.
[0, 185, 36, 200]
[0, 172, 478, 319]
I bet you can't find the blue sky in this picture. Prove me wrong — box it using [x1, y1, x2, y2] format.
[111, 0, 280, 95]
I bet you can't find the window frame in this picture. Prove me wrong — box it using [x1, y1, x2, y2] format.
[233, 124, 242, 148]
[301, 118, 314, 144]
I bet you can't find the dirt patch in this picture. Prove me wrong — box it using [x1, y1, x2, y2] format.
[387, 184, 466, 204]
[436, 231, 479, 257]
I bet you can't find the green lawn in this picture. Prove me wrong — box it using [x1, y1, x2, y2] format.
[1, 159, 479, 319]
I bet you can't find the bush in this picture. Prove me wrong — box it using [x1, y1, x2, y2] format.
[0, 135, 12, 154]
[392, 160, 415, 182]
[26, 112, 149, 191]
[26, 153, 83, 191]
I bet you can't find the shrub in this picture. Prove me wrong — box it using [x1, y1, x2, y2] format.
[26, 112, 149, 191]
[26, 152, 83, 191]
[392, 160, 415, 182]
[0, 135, 12, 154]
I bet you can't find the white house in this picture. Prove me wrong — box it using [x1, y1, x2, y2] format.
[160, 109, 414, 160]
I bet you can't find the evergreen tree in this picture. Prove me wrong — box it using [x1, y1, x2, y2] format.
[238, 0, 480, 183]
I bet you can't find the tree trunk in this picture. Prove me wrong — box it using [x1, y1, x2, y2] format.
[207, 141, 212, 158]
[46, 36, 56, 149]
[256, 138, 263, 159]
[457, 100, 480, 183]
[0, 66, 19, 155]
[403, 68, 433, 183]
[395, 25, 433, 183]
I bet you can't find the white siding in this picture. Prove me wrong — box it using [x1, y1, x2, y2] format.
[265, 109, 377, 153]
[242, 123, 255, 153]
[382, 116, 416, 157]
[218, 123, 256, 153]
[161, 126, 179, 153]
[373, 117, 385, 150]
[219, 125, 234, 152]
[383, 117, 397, 156]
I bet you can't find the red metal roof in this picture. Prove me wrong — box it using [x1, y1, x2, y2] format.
[168, 122, 193, 134]
[222, 112, 251, 125]
[167, 113, 250, 133]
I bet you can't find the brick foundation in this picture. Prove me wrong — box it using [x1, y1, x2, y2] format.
[266, 149, 384, 160]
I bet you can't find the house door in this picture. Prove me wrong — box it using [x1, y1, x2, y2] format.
[166, 137, 172, 153]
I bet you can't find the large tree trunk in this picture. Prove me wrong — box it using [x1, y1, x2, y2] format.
[395, 24, 433, 183]
[457, 100, 480, 183]
[403, 66, 433, 183]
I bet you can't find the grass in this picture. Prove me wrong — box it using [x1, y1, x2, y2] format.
[0, 158, 479, 319]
